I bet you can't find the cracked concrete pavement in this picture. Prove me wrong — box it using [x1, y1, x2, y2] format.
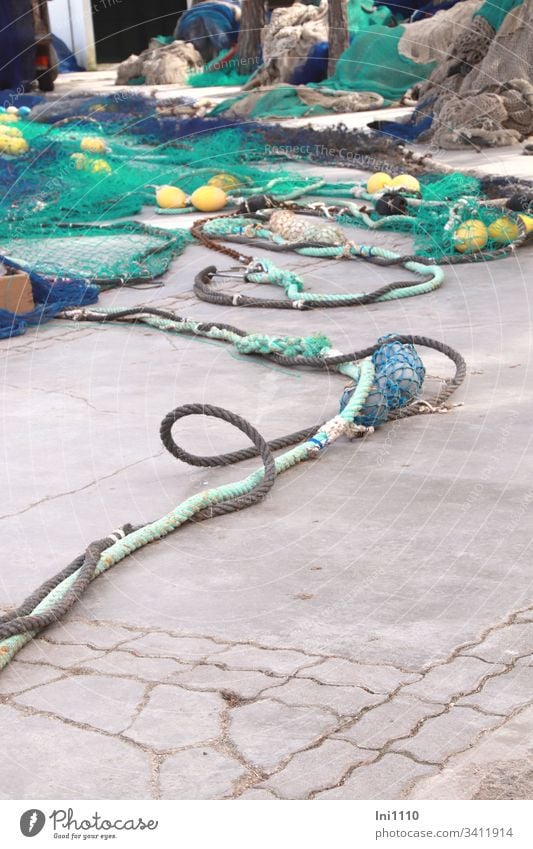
[1, 148, 533, 799]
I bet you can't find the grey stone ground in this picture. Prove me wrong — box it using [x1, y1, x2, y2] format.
[1, 102, 532, 798]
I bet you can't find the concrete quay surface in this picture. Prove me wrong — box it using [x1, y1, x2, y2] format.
[1, 116, 532, 799]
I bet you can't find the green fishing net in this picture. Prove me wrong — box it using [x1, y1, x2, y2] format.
[3, 120, 361, 229]
[188, 51, 253, 88]
[0, 221, 191, 286]
[414, 175, 520, 258]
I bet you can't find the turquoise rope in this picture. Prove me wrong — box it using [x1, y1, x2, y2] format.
[0, 358, 375, 670]
[246, 255, 443, 304]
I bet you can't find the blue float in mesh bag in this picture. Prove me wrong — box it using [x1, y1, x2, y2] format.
[339, 337, 425, 427]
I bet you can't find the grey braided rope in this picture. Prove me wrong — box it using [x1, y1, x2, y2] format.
[0, 528, 136, 638]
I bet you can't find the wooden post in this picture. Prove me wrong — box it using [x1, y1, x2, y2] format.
[327, 0, 349, 77]
[236, 0, 266, 75]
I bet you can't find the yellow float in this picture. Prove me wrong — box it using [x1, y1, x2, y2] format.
[454, 219, 488, 253]
[208, 173, 241, 192]
[0, 126, 22, 137]
[518, 213, 533, 234]
[190, 185, 227, 212]
[91, 158, 112, 175]
[0, 136, 28, 155]
[390, 174, 420, 193]
[70, 153, 88, 170]
[487, 216, 520, 244]
[156, 185, 187, 209]
[80, 137, 107, 154]
[366, 172, 391, 194]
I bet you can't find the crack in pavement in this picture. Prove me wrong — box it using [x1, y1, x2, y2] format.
[4, 381, 115, 415]
[0, 450, 165, 522]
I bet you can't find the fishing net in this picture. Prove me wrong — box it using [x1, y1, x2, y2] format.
[340, 337, 426, 427]
[115, 40, 203, 86]
[2, 114, 387, 229]
[388, 0, 533, 147]
[324, 171, 526, 259]
[413, 174, 523, 258]
[1, 93, 526, 339]
[188, 49, 253, 87]
[0, 221, 191, 288]
[210, 0, 479, 119]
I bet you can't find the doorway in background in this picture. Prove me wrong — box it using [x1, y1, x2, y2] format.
[92, 1, 187, 63]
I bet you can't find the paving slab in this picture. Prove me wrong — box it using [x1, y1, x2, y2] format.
[13, 639, 105, 670]
[263, 739, 375, 799]
[172, 663, 277, 699]
[159, 747, 246, 799]
[123, 684, 224, 751]
[83, 649, 186, 683]
[298, 657, 417, 693]
[390, 706, 503, 763]
[260, 676, 382, 716]
[336, 695, 445, 750]
[408, 705, 533, 800]
[228, 699, 337, 770]
[14, 674, 145, 734]
[458, 665, 533, 716]
[0, 704, 152, 799]
[461, 621, 533, 664]
[400, 656, 505, 704]
[0, 661, 65, 696]
[206, 643, 321, 675]
[316, 753, 436, 799]
[119, 632, 228, 662]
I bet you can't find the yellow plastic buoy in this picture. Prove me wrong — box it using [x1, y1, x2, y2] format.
[91, 158, 112, 175]
[0, 126, 22, 137]
[156, 185, 187, 209]
[190, 185, 227, 212]
[70, 153, 88, 170]
[366, 172, 391, 194]
[0, 136, 28, 155]
[518, 213, 533, 234]
[487, 216, 520, 244]
[0, 113, 19, 123]
[454, 219, 488, 253]
[208, 173, 241, 192]
[80, 136, 107, 154]
[390, 174, 420, 193]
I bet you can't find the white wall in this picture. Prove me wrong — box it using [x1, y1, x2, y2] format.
[48, 0, 97, 70]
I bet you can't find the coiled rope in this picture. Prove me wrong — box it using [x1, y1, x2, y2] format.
[191, 211, 444, 310]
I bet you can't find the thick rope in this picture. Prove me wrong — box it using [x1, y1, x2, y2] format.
[194, 257, 443, 311]
[0, 313, 465, 670]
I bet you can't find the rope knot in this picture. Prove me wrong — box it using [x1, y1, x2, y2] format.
[235, 332, 331, 358]
[245, 258, 304, 292]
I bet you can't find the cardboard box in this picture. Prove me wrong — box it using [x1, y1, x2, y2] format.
[0, 269, 35, 315]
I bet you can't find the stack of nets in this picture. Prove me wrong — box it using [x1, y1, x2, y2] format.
[390, 0, 533, 147]
[210, 0, 479, 120]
